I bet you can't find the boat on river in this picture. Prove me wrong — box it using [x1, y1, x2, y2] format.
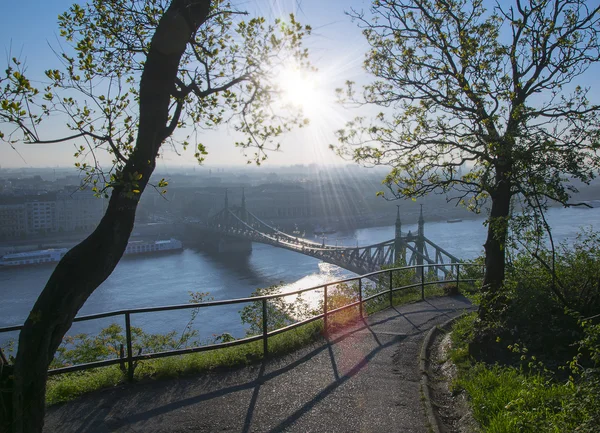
[0, 249, 68, 267]
[124, 238, 183, 256]
[0, 238, 183, 268]
[313, 226, 337, 235]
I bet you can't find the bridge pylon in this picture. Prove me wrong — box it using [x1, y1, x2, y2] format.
[417, 204, 425, 267]
[240, 187, 247, 223]
[223, 188, 229, 223]
[394, 205, 405, 265]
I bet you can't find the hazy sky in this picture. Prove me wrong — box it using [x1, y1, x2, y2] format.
[2, 0, 600, 170]
[0, 0, 373, 169]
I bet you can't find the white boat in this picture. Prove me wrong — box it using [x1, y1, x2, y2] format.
[124, 238, 183, 256]
[0, 238, 183, 268]
[0, 249, 68, 267]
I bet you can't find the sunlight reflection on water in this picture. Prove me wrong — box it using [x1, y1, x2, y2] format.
[1, 206, 598, 345]
[278, 262, 348, 311]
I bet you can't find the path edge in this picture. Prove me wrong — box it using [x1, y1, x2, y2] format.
[419, 313, 466, 433]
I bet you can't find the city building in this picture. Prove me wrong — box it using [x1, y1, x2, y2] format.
[55, 190, 106, 232]
[0, 189, 106, 238]
[0, 204, 27, 239]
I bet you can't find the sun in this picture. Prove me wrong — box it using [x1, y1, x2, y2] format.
[276, 66, 322, 115]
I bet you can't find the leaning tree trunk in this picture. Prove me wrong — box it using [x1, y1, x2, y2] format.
[481, 167, 512, 322]
[11, 2, 211, 432]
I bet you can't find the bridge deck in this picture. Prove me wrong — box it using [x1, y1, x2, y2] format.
[203, 207, 460, 277]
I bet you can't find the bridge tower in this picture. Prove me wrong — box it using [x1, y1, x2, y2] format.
[240, 187, 247, 223]
[223, 188, 229, 222]
[416, 205, 425, 266]
[219, 187, 252, 254]
[394, 205, 405, 264]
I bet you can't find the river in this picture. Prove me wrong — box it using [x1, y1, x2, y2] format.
[1, 206, 598, 346]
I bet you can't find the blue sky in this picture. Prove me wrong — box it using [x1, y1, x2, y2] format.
[2, 0, 600, 170]
[0, 0, 371, 169]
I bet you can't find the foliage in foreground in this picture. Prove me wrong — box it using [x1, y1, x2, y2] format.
[472, 231, 600, 366]
[449, 236, 600, 432]
[45, 320, 323, 405]
[451, 314, 600, 433]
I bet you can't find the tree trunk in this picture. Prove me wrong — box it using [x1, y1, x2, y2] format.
[481, 166, 512, 322]
[10, 2, 211, 432]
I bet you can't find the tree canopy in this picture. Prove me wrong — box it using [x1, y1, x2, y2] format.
[1, 0, 311, 187]
[335, 0, 600, 299]
[0, 1, 312, 432]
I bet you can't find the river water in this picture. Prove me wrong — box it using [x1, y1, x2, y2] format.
[1, 206, 598, 345]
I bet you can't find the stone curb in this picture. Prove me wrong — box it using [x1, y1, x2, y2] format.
[419, 313, 467, 433]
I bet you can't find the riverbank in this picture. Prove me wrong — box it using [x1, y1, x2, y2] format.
[1, 206, 597, 335]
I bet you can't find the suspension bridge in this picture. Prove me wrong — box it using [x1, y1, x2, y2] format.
[192, 189, 460, 277]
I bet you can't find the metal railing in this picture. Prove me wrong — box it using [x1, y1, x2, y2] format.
[0, 263, 483, 380]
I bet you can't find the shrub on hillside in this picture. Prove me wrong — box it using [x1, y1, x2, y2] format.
[239, 284, 316, 336]
[471, 231, 600, 367]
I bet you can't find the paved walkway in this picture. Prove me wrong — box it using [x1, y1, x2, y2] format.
[44, 296, 474, 433]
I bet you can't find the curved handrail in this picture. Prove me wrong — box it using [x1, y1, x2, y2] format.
[0, 262, 484, 378]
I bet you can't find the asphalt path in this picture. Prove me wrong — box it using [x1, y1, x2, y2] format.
[44, 295, 474, 433]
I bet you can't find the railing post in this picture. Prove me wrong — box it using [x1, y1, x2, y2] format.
[389, 270, 393, 307]
[358, 278, 363, 318]
[262, 298, 268, 358]
[420, 265, 425, 300]
[323, 285, 328, 335]
[456, 263, 460, 289]
[125, 312, 134, 382]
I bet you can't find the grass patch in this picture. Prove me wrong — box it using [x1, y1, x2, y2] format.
[449, 314, 597, 433]
[455, 364, 578, 433]
[448, 312, 476, 368]
[46, 366, 125, 405]
[46, 320, 323, 405]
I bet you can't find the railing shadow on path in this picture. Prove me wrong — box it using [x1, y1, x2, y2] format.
[50, 314, 410, 433]
[44, 295, 479, 433]
[266, 333, 400, 433]
[242, 361, 266, 433]
[243, 320, 399, 433]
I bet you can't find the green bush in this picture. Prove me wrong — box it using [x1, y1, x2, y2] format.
[239, 284, 315, 335]
[472, 231, 600, 366]
[450, 232, 600, 433]
[508, 230, 600, 317]
[566, 318, 600, 431]
[451, 313, 600, 433]
[46, 319, 324, 405]
[44, 283, 324, 405]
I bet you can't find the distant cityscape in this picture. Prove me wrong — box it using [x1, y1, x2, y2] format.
[0, 181, 106, 239]
[1, 164, 598, 247]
